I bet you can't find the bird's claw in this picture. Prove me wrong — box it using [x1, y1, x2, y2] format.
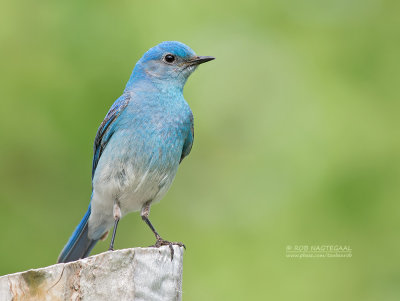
[150, 237, 186, 261]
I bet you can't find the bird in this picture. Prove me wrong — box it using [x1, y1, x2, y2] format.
[57, 41, 214, 263]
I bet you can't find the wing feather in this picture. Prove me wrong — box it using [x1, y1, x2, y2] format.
[180, 113, 194, 163]
[92, 94, 129, 178]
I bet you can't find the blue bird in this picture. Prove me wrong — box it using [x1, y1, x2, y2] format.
[57, 41, 214, 263]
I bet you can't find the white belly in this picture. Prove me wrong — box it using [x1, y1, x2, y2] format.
[87, 160, 178, 240]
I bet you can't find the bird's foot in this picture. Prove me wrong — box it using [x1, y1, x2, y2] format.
[150, 237, 186, 261]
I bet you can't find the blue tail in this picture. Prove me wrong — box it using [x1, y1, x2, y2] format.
[57, 204, 98, 263]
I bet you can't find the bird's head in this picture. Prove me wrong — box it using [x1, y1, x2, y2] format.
[126, 41, 214, 92]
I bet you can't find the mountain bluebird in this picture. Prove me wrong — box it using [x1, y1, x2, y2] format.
[57, 41, 214, 263]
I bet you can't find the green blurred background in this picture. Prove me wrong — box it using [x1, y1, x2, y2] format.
[1, 0, 399, 300]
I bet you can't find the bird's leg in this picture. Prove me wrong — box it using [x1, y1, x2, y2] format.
[141, 201, 185, 260]
[109, 202, 121, 251]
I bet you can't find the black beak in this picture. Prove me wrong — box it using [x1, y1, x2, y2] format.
[188, 56, 215, 65]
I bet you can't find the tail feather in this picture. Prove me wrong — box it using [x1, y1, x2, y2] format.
[57, 204, 98, 263]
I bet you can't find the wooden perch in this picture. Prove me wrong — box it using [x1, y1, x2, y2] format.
[0, 246, 184, 301]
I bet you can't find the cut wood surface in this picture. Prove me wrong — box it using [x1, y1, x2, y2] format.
[0, 246, 184, 301]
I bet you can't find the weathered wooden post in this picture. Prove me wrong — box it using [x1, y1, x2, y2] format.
[0, 246, 184, 301]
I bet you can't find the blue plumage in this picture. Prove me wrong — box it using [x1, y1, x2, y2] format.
[92, 94, 129, 178]
[58, 203, 97, 263]
[58, 41, 214, 263]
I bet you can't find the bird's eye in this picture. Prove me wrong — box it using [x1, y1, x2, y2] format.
[164, 54, 175, 63]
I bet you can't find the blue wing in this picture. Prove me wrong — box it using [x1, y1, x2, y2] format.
[92, 94, 130, 178]
[58, 94, 130, 263]
[180, 113, 194, 163]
